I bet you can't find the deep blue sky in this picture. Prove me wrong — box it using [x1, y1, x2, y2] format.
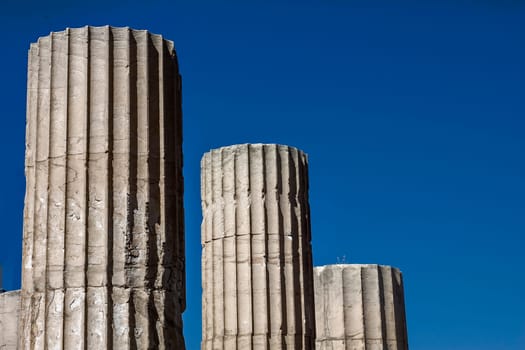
[1, 1, 524, 349]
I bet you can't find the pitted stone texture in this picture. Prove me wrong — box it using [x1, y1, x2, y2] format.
[314, 264, 408, 350]
[0, 290, 20, 349]
[19, 26, 185, 349]
[201, 144, 316, 349]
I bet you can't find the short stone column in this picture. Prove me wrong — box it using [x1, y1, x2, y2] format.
[0, 291, 21, 349]
[201, 144, 316, 349]
[314, 264, 408, 350]
[19, 26, 185, 349]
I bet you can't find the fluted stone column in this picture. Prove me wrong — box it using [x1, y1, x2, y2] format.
[314, 264, 408, 350]
[201, 144, 316, 349]
[19, 26, 185, 349]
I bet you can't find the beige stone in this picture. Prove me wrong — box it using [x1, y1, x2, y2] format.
[313, 264, 408, 350]
[19, 26, 185, 349]
[0, 291, 20, 349]
[200, 144, 316, 349]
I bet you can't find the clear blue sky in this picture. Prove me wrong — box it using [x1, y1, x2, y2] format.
[1, 1, 524, 349]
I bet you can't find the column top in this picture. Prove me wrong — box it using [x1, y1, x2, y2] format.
[314, 263, 403, 273]
[30, 25, 176, 54]
[202, 143, 308, 157]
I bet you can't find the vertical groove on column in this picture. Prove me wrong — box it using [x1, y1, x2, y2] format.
[223, 146, 237, 349]
[232, 147, 238, 350]
[265, 145, 283, 348]
[201, 144, 315, 349]
[282, 146, 291, 349]
[83, 28, 92, 350]
[127, 27, 139, 350]
[21, 26, 185, 350]
[221, 148, 228, 350]
[151, 32, 164, 348]
[46, 28, 69, 350]
[362, 265, 382, 346]
[249, 145, 266, 348]
[345, 265, 364, 349]
[378, 266, 389, 348]
[212, 148, 225, 348]
[146, 32, 160, 349]
[19, 41, 38, 350]
[312, 268, 322, 350]
[111, 26, 131, 350]
[106, 26, 115, 350]
[63, 26, 89, 350]
[381, 266, 396, 349]
[313, 264, 409, 350]
[262, 147, 270, 348]
[291, 147, 304, 349]
[31, 32, 52, 350]
[292, 148, 302, 349]
[86, 26, 110, 349]
[237, 145, 252, 349]
[359, 265, 367, 348]
[392, 268, 408, 350]
[160, 36, 185, 348]
[277, 148, 288, 350]
[22, 45, 38, 293]
[60, 29, 71, 350]
[133, 29, 150, 349]
[299, 149, 315, 347]
[279, 146, 292, 348]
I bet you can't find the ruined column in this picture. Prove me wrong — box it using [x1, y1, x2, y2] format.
[314, 264, 408, 350]
[19, 26, 185, 349]
[201, 144, 316, 349]
[0, 291, 21, 349]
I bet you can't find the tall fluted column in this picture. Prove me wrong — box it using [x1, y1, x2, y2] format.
[201, 144, 316, 349]
[19, 26, 185, 349]
[313, 264, 408, 350]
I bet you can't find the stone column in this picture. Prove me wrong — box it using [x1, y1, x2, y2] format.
[201, 144, 316, 349]
[313, 264, 408, 350]
[19, 26, 185, 349]
[0, 291, 21, 349]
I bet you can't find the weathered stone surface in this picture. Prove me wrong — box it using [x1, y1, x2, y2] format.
[201, 144, 316, 349]
[19, 26, 185, 349]
[313, 264, 408, 350]
[0, 290, 21, 349]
